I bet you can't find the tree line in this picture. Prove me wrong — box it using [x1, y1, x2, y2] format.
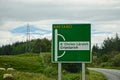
[0, 38, 51, 55]
[92, 33, 120, 67]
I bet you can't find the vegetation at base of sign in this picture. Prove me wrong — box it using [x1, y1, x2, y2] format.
[63, 63, 82, 73]
[0, 53, 106, 80]
[90, 33, 120, 68]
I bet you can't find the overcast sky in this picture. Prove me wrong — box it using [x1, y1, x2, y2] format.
[0, 0, 120, 46]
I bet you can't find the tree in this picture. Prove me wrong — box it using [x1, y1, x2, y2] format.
[101, 37, 113, 54]
[1, 45, 13, 55]
[91, 33, 120, 67]
[32, 39, 41, 53]
[92, 44, 99, 56]
[114, 33, 120, 51]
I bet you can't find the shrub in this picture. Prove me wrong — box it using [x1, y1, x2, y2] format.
[100, 62, 113, 67]
[44, 66, 57, 78]
[42, 53, 51, 64]
[101, 54, 109, 62]
[63, 63, 81, 73]
[63, 73, 81, 80]
[112, 53, 120, 67]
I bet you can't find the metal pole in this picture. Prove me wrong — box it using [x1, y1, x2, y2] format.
[58, 63, 62, 80]
[82, 63, 85, 80]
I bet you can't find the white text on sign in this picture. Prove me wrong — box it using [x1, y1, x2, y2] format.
[59, 42, 90, 50]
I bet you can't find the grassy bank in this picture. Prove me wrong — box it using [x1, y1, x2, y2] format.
[86, 70, 107, 80]
[0, 53, 107, 80]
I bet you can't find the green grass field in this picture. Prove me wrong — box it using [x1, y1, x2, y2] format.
[0, 53, 107, 80]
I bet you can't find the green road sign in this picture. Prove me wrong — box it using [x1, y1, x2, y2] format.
[52, 24, 91, 63]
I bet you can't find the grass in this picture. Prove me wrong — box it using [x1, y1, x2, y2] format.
[0, 53, 44, 73]
[101, 67, 120, 70]
[62, 70, 107, 80]
[0, 53, 107, 80]
[0, 70, 55, 80]
[86, 70, 107, 80]
[12, 71, 55, 80]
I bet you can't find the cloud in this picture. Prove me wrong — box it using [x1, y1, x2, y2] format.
[1, 0, 120, 6]
[92, 22, 120, 32]
[0, 0, 120, 46]
[0, 21, 27, 31]
[0, 0, 120, 22]
[0, 29, 51, 46]
[91, 22, 120, 46]
[0, 31, 14, 46]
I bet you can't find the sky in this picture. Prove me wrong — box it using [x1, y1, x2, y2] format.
[0, 0, 120, 47]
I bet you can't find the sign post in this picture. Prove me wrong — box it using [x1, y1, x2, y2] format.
[58, 63, 62, 80]
[82, 63, 85, 80]
[52, 24, 91, 80]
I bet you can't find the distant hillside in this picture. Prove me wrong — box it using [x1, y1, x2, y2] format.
[0, 38, 51, 55]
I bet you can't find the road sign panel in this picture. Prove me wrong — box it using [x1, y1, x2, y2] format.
[52, 24, 91, 63]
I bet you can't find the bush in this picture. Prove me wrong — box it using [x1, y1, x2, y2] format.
[63, 63, 81, 73]
[101, 54, 109, 62]
[42, 53, 51, 64]
[100, 62, 113, 67]
[44, 66, 57, 78]
[112, 53, 120, 67]
[63, 73, 81, 80]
